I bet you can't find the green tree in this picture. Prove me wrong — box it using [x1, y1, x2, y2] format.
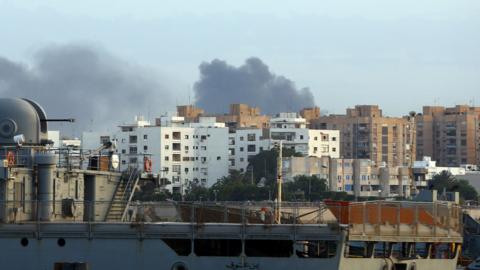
[247, 147, 304, 186]
[205, 170, 268, 201]
[429, 171, 478, 201]
[283, 175, 328, 201]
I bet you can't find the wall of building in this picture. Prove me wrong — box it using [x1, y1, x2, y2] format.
[416, 105, 480, 167]
[311, 105, 416, 168]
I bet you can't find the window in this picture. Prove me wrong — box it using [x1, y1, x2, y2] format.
[121, 149, 126, 154]
[165, 156, 169, 161]
[313, 147, 318, 153]
[173, 132, 181, 140]
[165, 145, 169, 150]
[162, 239, 191, 256]
[240, 147, 244, 152]
[143, 134, 148, 140]
[100, 136, 110, 144]
[332, 147, 336, 152]
[129, 146, 137, 154]
[184, 135, 189, 139]
[332, 137, 337, 141]
[299, 135, 304, 140]
[194, 239, 242, 257]
[129, 135, 137, 144]
[240, 158, 244, 162]
[247, 134, 256, 141]
[240, 136, 244, 141]
[247, 145, 256, 152]
[295, 240, 337, 258]
[245, 240, 293, 257]
[201, 157, 207, 163]
[172, 143, 181, 151]
[201, 146, 207, 150]
[172, 165, 181, 173]
[314, 136, 318, 141]
[185, 168, 189, 173]
[143, 145, 148, 151]
[165, 134, 169, 139]
[217, 156, 221, 160]
[201, 135, 207, 140]
[129, 157, 137, 164]
[173, 154, 181, 162]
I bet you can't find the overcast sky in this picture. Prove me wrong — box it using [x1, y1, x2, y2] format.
[1, 0, 479, 118]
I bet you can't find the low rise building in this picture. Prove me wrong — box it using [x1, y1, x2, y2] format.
[283, 156, 414, 198]
[412, 156, 467, 182]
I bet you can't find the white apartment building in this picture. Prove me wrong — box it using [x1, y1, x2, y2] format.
[83, 116, 229, 194]
[227, 113, 340, 172]
[228, 129, 271, 172]
[269, 113, 340, 157]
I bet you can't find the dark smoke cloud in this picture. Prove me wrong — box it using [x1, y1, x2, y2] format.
[194, 57, 315, 114]
[0, 44, 171, 135]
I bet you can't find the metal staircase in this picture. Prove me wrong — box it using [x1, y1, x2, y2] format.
[105, 167, 140, 222]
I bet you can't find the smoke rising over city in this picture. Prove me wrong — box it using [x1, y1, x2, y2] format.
[0, 44, 172, 135]
[194, 57, 315, 114]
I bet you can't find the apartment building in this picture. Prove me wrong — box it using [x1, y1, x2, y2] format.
[228, 128, 271, 172]
[415, 105, 480, 167]
[84, 116, 229, 194]
[228, 113, 340, 172]
[300, 107, 321, 125]
[311, 105, 416, 168]
[283, 156, 414, 198]
[268, 112, 340, 157]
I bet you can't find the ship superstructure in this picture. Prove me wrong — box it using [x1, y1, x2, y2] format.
[0, 98, 463, 270]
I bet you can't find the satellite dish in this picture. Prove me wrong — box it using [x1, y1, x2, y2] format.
[110, 154, 120, 169]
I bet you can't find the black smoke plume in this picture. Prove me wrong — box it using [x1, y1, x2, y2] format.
[0, 44, 171, 135]
[194, 57, 315, 114]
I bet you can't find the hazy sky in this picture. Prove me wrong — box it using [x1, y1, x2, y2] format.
[1, 0, 479, 117]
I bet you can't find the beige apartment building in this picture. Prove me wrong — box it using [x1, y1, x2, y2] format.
[176, 105, 205, 122]
[282, 156, 415, 198]
[300, 107, 321, 125]
[177, 103, 270, 131]
[416, 105, 480, 166]
[310, 105, 416, 167]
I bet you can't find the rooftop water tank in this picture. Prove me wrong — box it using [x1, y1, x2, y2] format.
[0, 98, 48, 145]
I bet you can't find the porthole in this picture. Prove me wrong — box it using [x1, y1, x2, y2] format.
[171, 262, 188, 270]
[57, 238, 66, 247]
[20, 238, 29, 247]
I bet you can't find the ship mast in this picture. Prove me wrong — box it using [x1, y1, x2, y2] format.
[275, 140, 282, 224]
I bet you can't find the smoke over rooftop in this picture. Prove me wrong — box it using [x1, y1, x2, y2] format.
[193, 57, 315, 114]
[0, 44, 171, 135]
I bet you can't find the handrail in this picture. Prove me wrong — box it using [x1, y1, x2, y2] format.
[121, 168, 140, 221]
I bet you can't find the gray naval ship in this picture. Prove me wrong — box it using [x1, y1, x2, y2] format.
[0, 98, 463, 270]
